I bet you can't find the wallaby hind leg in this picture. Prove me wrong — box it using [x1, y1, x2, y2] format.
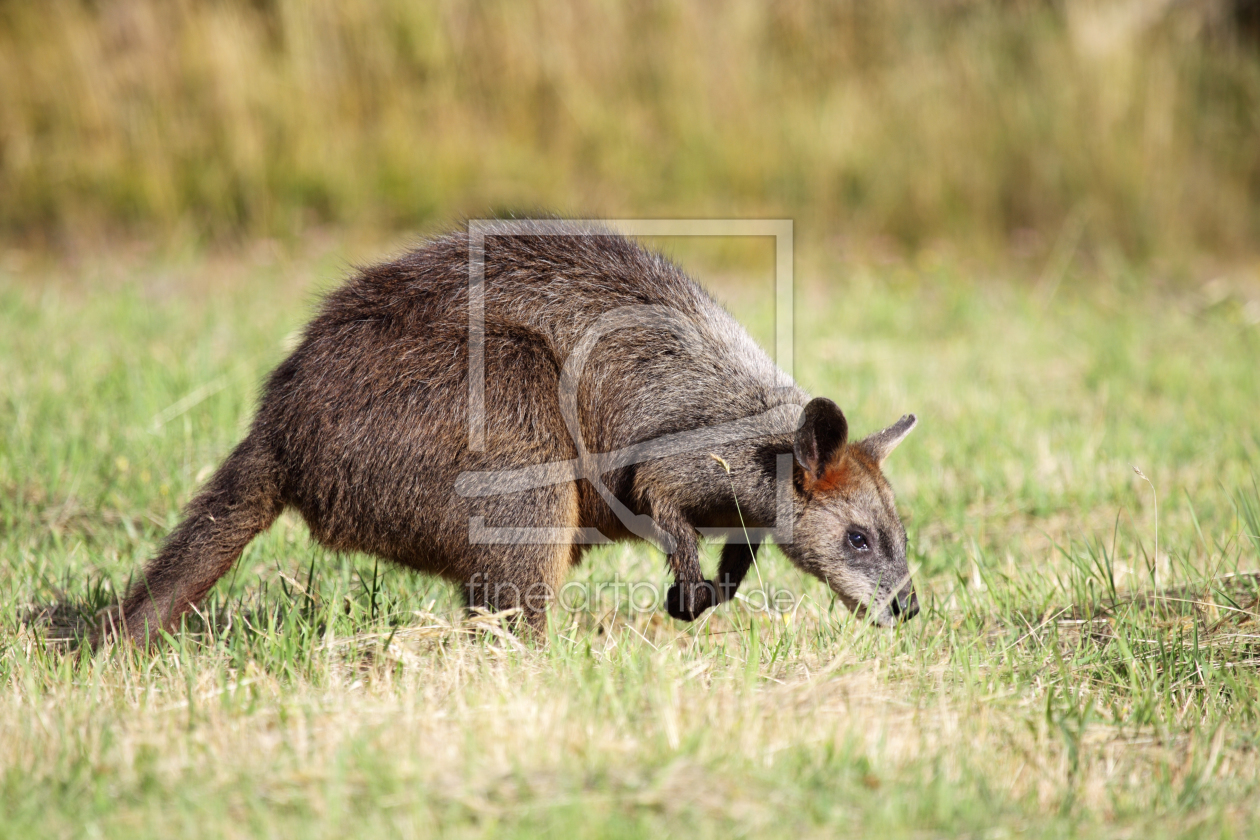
[461, 484, 578, 639]
[464, 543, 572, 638]
[99, 435, 283, 647]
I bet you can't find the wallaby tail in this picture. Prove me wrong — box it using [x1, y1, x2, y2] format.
[97, 433, 284, 647]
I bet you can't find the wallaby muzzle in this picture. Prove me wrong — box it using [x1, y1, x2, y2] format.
[889, 583, 919, 622]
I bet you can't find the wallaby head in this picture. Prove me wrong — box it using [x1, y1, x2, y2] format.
[784, 397, 919, 626]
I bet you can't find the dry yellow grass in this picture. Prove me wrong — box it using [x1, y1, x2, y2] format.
[8, 610, 1256, 837]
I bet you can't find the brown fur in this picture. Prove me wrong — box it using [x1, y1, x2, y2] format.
[97, 221, 919, 646]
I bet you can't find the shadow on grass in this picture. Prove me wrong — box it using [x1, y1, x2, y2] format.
[20, 596, 98, 650]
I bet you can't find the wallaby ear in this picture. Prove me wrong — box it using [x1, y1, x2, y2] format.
[794, 397, 849, 478]
[860, 414, 918, 464]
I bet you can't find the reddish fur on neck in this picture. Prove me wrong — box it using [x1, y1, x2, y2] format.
[806, 447, 881, 496]
[810, 459, 848, 494]
[803, 449, 845, 494]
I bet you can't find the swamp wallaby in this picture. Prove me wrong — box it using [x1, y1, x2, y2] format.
[99, 221, 919, 645]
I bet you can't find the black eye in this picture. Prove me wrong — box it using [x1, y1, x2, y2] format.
[847, 531, 869, 550]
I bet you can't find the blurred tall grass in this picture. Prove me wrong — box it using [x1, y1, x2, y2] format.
[2, 0, 1258, 257]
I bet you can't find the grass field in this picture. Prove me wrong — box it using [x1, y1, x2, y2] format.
[2, 238, 1260, 838]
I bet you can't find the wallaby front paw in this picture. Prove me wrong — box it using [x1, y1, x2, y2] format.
[666, 579, 717, 622]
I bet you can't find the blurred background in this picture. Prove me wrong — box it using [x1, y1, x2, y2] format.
[2, 0, 1258, 264]
[8, 6, 1260, 834]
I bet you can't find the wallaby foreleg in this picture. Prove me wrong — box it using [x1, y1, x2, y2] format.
[715, 538, 761, 603]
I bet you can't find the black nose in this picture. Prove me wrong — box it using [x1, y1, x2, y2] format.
[889, 586, 919, 622]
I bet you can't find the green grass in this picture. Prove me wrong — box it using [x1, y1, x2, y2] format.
[2, 240, 1260, 838]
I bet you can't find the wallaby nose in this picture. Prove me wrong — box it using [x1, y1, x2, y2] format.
[889, 585, 919, 622]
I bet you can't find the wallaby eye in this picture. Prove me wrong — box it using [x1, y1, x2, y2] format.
[847, 531, 869, 551]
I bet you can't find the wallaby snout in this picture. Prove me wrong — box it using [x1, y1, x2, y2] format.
[889, 583, 919, 623]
